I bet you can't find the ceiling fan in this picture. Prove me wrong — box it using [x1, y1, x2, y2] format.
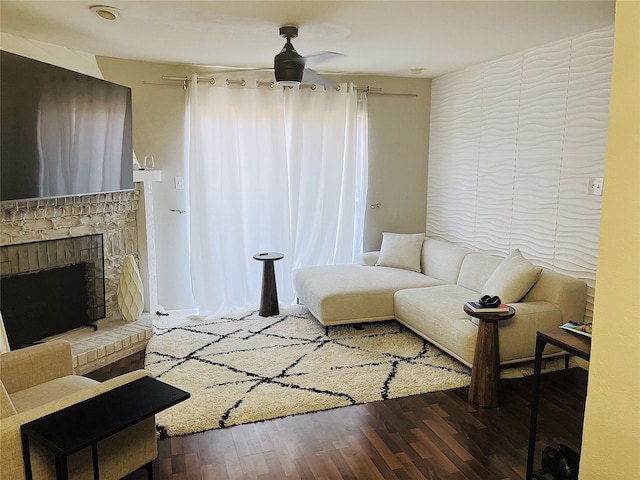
[273, 26, 343, 88]
[204, 26, 343, 88]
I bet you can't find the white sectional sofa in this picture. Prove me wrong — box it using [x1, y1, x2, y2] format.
[292, 234, 587, 367]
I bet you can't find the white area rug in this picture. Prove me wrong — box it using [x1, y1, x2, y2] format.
[145, 306, 567, 437]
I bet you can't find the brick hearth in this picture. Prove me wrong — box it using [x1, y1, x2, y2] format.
[42, 313, 153, 375]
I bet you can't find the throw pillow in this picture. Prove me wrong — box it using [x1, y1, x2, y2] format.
[375, 232, 425, 272]
[482, 249, 542, 303]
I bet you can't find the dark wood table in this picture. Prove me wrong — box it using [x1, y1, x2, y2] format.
[525, 327, 591, 479]
[253, 252, 284, 316]
[464, 304, 516, 407]
[21, 376, 190, 480]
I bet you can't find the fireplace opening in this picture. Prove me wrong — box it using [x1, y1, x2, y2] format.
[1, 263, 90, 348]
[0, 234, 106, 349]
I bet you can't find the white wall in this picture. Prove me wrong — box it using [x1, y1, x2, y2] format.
[97, 58, 195, 311]
[1, 32, 102, 78]
[427, 26, 614, 322]
[97, 59, 431, 310]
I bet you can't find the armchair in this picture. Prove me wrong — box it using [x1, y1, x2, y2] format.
[0, 340, 157, 480]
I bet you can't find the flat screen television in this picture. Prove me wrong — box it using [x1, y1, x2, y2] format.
[1, 50, 133, 202]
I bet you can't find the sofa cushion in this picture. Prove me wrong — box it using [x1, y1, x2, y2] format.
[482, 249, 542, 303]
[457, 253, 503, 292]
[375, 232, 425, 272]
[9, 375, 98, 413]
[293, 264, 444, 326]
[421, 239, 473, 283]
[394, 285, 480, 366]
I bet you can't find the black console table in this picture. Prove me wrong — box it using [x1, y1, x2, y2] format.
[21, 376, 189, 480]
[525, 328, 591, 479]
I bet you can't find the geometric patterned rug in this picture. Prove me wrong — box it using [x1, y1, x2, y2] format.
[144, 305, 564, 437]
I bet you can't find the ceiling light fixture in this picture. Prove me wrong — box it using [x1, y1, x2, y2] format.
[90, 5, 120, 21]
[274, 26, 304, 86]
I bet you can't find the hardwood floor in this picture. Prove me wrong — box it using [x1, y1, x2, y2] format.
[94, 353, 587, 480]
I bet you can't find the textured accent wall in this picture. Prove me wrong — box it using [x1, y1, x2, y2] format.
[427, 26, 614, 322]
[0, 191, 140, 318]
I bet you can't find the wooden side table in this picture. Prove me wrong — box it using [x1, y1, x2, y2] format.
[525, 328, 591, 479]
[253, 252, 284, 317]
[464, 304, 516, 408]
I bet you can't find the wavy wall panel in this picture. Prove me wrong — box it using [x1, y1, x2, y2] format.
[427, 26, 614, 322]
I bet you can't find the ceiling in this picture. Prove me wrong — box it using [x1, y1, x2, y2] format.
[0, 1, 615, 78]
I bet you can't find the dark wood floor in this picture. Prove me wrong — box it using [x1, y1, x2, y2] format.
[89, 352, 588, 480]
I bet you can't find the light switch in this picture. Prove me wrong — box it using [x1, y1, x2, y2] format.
[174, 176, 184, 190]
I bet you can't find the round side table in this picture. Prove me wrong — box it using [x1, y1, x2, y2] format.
[464, 304, 516, 408]
[253, 252, 284, 317]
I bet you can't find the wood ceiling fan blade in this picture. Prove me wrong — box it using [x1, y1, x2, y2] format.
[302, 68, 336, 89]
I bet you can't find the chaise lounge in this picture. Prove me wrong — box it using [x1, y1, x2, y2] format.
[293, 234, 588, 367]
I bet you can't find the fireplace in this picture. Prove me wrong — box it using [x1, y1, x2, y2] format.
[0, 234, 105, 349]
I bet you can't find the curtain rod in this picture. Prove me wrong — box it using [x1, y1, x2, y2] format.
[143, 76, 338, 91]
[143, 76, 418, 97]
[359, 87, 418, 97]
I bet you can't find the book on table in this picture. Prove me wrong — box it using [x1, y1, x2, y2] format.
[465, 301, 510, 313]
[560, 322, 592, 337]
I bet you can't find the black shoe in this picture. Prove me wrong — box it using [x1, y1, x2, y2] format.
[558, 444, 580, 473]
[541, 446, 577, 480]
[532, 471, 555, 480]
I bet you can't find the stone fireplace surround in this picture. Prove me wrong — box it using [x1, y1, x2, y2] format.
[0, 190, 152, 374]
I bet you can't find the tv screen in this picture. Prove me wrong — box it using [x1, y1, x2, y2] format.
[0, 51, 133, 202]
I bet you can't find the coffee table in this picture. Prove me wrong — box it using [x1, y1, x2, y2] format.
[464, 304, 516, 407]
[21, 376, 189, 480]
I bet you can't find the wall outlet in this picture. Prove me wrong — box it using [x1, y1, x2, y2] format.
[588, 177, 604, 196]
[174, 176, 184, 190]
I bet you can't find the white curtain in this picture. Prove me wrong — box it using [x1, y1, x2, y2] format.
[36, 75, 127, 197]
[187, 76, 368, 316]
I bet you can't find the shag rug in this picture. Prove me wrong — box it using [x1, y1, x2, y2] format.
[144, 306, 566, 437]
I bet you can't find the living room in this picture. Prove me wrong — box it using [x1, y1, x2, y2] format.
[1, 1, 638, 479]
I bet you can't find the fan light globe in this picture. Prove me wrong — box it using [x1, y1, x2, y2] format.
[275, 65, 303, 85]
